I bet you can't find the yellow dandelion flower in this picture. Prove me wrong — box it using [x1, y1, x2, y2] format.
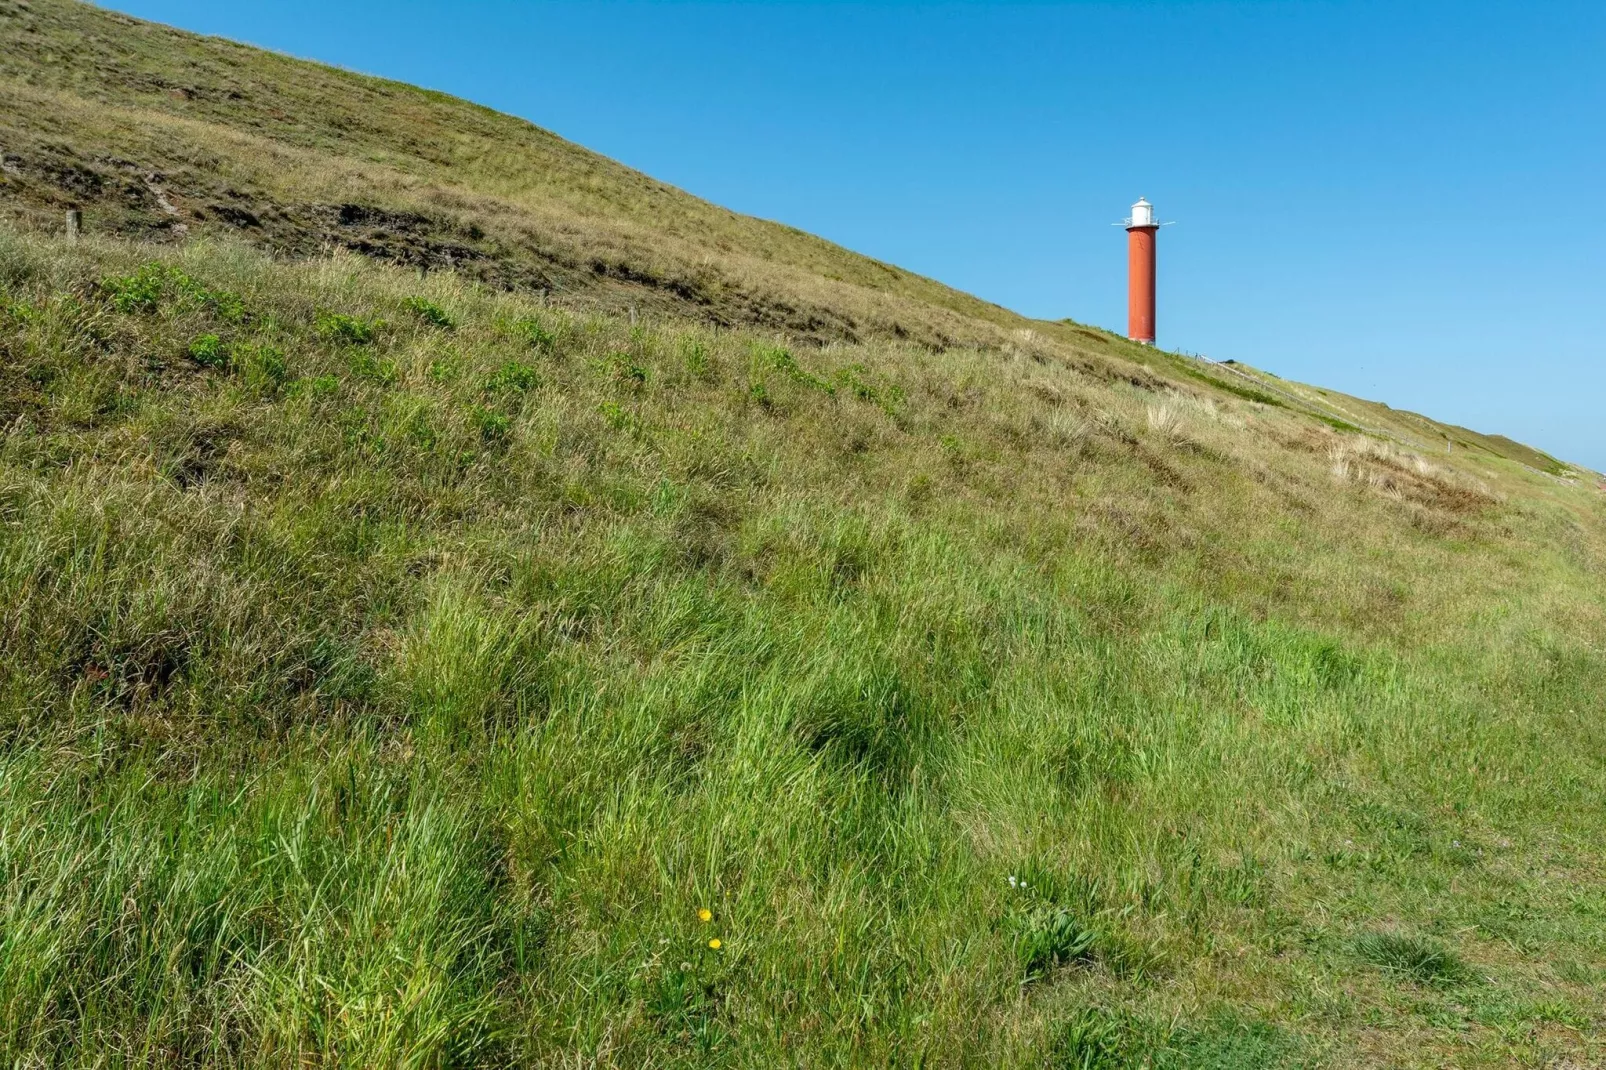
[698, 908, 712, 923]
[708, 938, 722, 950]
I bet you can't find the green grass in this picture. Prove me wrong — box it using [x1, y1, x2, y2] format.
[0, 231, 1602, 1067]
[1354, 931, 1469, 986]
[0, 2, 1604, 1065]
[1052, 1009, 1306, 1070]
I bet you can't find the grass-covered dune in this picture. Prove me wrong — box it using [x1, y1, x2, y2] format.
[0, 0, 1038, 349]
[1, 231, 1603, 1068]
[0, 0, 1568, 476]
[2, 2, 1606, 1067]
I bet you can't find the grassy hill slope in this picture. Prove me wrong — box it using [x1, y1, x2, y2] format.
[0, 0, 1038, 348]
[0, 0, 1574, 477]
[2, 3, 1606, 1067]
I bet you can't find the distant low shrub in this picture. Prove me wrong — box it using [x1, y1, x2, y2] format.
[236, 343, 288, 396]
[290, 374, 341, 399]
[598, 400, 636, 432]
[831, 363, 905, 414]
[185, 333, 288, 393]
[402, 297, 455, 329]
[484, 360, 540, 394]
[1, 296, 39, 324]
[103, 263, 246, 320]
[756, 343, 831, 393]
[316, 310, 383, 345]
[509, 316, 556, 352]
[206, 287, 247, 323]
[681, 339, 711, 380]
[348, 351, 399, 386]
[187, 333, 230, 369]
[104, 263, 166, 314]
[834, 363, 878, 402]
[758, 344, 796, 374]
[405, 411, 439, 453]
[474, 407, 511, 443]
[599, 352, 647, 386]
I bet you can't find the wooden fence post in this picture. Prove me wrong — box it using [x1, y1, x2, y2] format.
[66, 209, 82, 242]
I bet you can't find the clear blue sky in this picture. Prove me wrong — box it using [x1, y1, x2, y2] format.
[104, 0, 1606, 469]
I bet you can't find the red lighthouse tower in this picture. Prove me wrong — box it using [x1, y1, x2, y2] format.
[1123, 197, 1162, 345]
